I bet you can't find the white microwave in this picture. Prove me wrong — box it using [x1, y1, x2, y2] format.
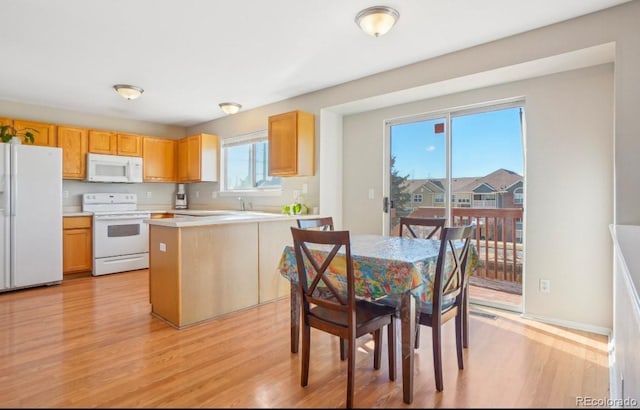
[86, 153, 143, 183]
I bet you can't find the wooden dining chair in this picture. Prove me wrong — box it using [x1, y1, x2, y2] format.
[379, 223, 475, 392]
[419, 224, 475, 391]
[399, 216, 446, 240]
[290, 227, 397, 409]
[398, 216, 446, 348]
[295, 216, 348, 361]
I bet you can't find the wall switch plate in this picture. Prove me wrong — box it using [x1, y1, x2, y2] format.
[368, 188, 375, 200]
[539, 279, 550, 293]
[146, 191, 152, 198]
[195, 191, 200, 198]
[302, 183, 308, 194]
[211, 191, 217, 198]
[159, 243, 166, 252]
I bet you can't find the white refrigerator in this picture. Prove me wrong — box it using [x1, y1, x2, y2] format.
[0, 143, 63, 292]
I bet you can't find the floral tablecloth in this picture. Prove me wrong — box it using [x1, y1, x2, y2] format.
[277, 234, 477, 304]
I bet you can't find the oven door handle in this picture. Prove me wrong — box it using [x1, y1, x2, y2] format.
[94, 215, 150, 221]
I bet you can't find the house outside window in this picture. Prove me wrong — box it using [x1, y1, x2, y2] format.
[434, 193, 444, 204]
[222, 131, 281, 192]
[413, 194, 423, 203]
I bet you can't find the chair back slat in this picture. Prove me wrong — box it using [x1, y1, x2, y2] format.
[433, 224, 475, 314]
[291, 227, 355, 318]
[399, 217, 446, 239]
[297, 217, 334, 231]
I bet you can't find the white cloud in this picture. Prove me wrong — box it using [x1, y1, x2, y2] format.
[425, 145, 436, 152]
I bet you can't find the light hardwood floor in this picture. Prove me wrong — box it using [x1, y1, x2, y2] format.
[0, 270, 609, 408]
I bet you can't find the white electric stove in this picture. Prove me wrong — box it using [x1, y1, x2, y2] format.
[82, 193, 151, 276]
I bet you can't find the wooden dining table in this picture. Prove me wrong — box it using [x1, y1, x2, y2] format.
[277, 233, 476, 404]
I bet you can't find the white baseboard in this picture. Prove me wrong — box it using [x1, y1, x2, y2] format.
[519, 312, 611, 336]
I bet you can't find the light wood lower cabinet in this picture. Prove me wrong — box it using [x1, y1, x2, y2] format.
[148, 219, 293, 328]
[62, 216, 93, 275]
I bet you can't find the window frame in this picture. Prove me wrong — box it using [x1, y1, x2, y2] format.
[220, 130, 282, 196]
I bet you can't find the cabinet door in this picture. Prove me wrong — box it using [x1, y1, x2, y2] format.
[13, 119, 57, 147]
[186, 135, 201, 180]
[63, 217, 93, 274]
[89, 130, 117, 154]
[143, 137, 176, 182]
[268, 111, 298, 176]
[268, 111, 314, 177]
[117, 133, 143, 157]
[177, 138, 189, 182]
[57, 126, 88, 179]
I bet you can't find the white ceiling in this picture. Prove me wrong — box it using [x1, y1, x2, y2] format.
[0, 0, 630, 127]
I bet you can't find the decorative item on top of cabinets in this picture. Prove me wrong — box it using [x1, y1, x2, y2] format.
[143, 137, 177, 182]
[62, 216, 93, 274]
[177, 133, 219, 182]
[57, 125, 88, 179]
[88, 130, 143, 156]
[11, 119, 56, 146]
[268, 110, 314, 177]
[0, 119, 38, 144]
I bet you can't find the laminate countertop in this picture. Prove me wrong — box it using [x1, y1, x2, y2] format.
[145, 210, 319, 228]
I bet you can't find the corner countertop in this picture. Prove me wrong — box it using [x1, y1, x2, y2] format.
[145, 211, 320, 228]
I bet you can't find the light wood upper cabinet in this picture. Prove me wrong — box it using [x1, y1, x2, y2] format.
[268, 110, 314, 177]
[88, 130, 117, 154]
[143, 137, 176, 182]
[116, 133, 143, 156]
[63, 216, 92, 275]
[57, 125, 88, 180]
[89, 130, 142, 156]
[0, 117, 12, 127]
[177, 133, 218, 182]
[13, 119, 57, 147]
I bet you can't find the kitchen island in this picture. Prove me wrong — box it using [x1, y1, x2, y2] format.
[146, 211, 313, 329]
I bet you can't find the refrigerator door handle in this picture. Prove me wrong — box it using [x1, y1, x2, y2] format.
[10, 146, 17, 217]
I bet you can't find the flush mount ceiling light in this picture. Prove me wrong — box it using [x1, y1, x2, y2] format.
[355, 5, 399, 37]
[219, 102, 242, 115]
[113, 84, 144, 100]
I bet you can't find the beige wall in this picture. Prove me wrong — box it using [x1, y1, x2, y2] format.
[343, 64, 614, 331]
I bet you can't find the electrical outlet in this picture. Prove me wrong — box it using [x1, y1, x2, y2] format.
[539, 279, 550, 293]
[195, 191, 200, 198]
[368, 188, 375, 199]
[302, 183, 308, 194]
[146, 191, 152, 199]
[63, 190, 69, 199]
[211, 191, 217, 198]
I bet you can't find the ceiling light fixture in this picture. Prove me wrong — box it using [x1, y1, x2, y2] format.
[355, 5, 399, 37]
[219, 102, 242, 115]
[113, 84, 144, 100]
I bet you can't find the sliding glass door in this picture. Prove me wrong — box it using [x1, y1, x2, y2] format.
[384, 101, 525, 311]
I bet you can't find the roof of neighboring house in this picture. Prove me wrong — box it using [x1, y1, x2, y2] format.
[407, 168, 522, 194]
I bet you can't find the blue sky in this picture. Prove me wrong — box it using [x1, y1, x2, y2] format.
[391, 107, 524, 179]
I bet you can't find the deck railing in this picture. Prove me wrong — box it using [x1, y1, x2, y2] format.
[451, 207, 524, 284]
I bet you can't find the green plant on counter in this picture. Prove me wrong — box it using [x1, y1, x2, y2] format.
[281, 203, 308, 215]
[0, 124, 38, 143]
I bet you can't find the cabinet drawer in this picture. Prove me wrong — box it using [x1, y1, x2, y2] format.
[63, 216, 92, 229]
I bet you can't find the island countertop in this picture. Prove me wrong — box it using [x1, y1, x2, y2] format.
[145, 210, 319, 228]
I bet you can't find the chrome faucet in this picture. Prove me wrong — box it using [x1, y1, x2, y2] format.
[238, 197, 245, 211]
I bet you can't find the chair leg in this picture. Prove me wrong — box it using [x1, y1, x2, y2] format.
[301, 323, 311, 387]
[373, 329, 382, 369]
[455, 311, 464, 370]
[291, 283, 299, 354]
[414, 325, 421, 349]
[388, 319, 396, 381]
[346, 336, 356, 408]
[463, 286, 470, 349]
[432, 321, 443, 392]
[340, 338, 347, 361]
